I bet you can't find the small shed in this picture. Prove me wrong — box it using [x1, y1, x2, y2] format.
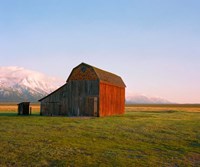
[18, 102, 30, 115]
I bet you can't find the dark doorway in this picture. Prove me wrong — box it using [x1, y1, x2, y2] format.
[86, 97, 98, 116]
[18, 102, 30, 115]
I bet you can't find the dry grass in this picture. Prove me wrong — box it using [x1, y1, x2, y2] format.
[126, 104, 200, 113]
[0, 103, 40, 113]
[1, 103, 200, 113]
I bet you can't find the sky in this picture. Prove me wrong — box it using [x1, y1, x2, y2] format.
[0, 0, 200, 103]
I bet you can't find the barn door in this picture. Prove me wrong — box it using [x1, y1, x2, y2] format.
[93, 97, 98, 116]
[87, 97, 98, 116]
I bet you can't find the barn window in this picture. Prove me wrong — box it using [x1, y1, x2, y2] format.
[81, 66, 87, 73]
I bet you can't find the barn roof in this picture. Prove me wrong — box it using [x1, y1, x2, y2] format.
[39, 63, 126, 102]
[67, 63, 126, 87]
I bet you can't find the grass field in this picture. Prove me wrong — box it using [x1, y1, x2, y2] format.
[0, 104, 200, 166]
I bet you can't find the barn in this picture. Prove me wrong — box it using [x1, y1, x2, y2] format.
[39, 63, 126, 117]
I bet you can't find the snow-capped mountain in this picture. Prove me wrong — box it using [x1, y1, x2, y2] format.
[126, 93, 171, 104]
[0, 66, 172, 104]
[0, 66, 65, 102]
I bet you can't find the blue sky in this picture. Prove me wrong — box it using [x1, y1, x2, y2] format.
[1, 0, 200, 103]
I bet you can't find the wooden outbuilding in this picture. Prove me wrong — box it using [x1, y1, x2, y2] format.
[18, 102, 30, 115]
[39, 63, 126, 117]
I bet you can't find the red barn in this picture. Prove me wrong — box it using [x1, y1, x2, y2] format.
[39, 63, 126, 117]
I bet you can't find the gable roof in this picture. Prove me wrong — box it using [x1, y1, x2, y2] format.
[67, 63, 126, 87]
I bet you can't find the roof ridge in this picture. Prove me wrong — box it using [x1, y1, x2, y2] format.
[92, 66, 121, 77]
[81, 62, 121, 77]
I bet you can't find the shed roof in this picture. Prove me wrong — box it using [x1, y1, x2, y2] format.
[67, 63, 126, 87]
[18, 102, 30, 105]
[38, 83, 67, 102]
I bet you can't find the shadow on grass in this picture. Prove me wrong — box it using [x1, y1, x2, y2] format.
[0, 112, 40, 117]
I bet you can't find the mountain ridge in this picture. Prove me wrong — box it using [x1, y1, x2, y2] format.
[0, 66, 172, 104]
[0, 66, 65, 102]
[126, 94, 172, 104]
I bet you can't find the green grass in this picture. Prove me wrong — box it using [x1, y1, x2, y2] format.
[0, 108, 200, 166]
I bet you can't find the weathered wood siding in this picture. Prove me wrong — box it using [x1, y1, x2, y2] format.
[40, 85, 66, 116]
[40, 80, 99, 116]
[64, 80, 99, 116]
[99, 82, 125, 116]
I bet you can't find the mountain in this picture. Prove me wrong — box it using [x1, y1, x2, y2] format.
[126, 94, 171, 104]
[0, 66, 172, 104]
[0, 66, 65, 102]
